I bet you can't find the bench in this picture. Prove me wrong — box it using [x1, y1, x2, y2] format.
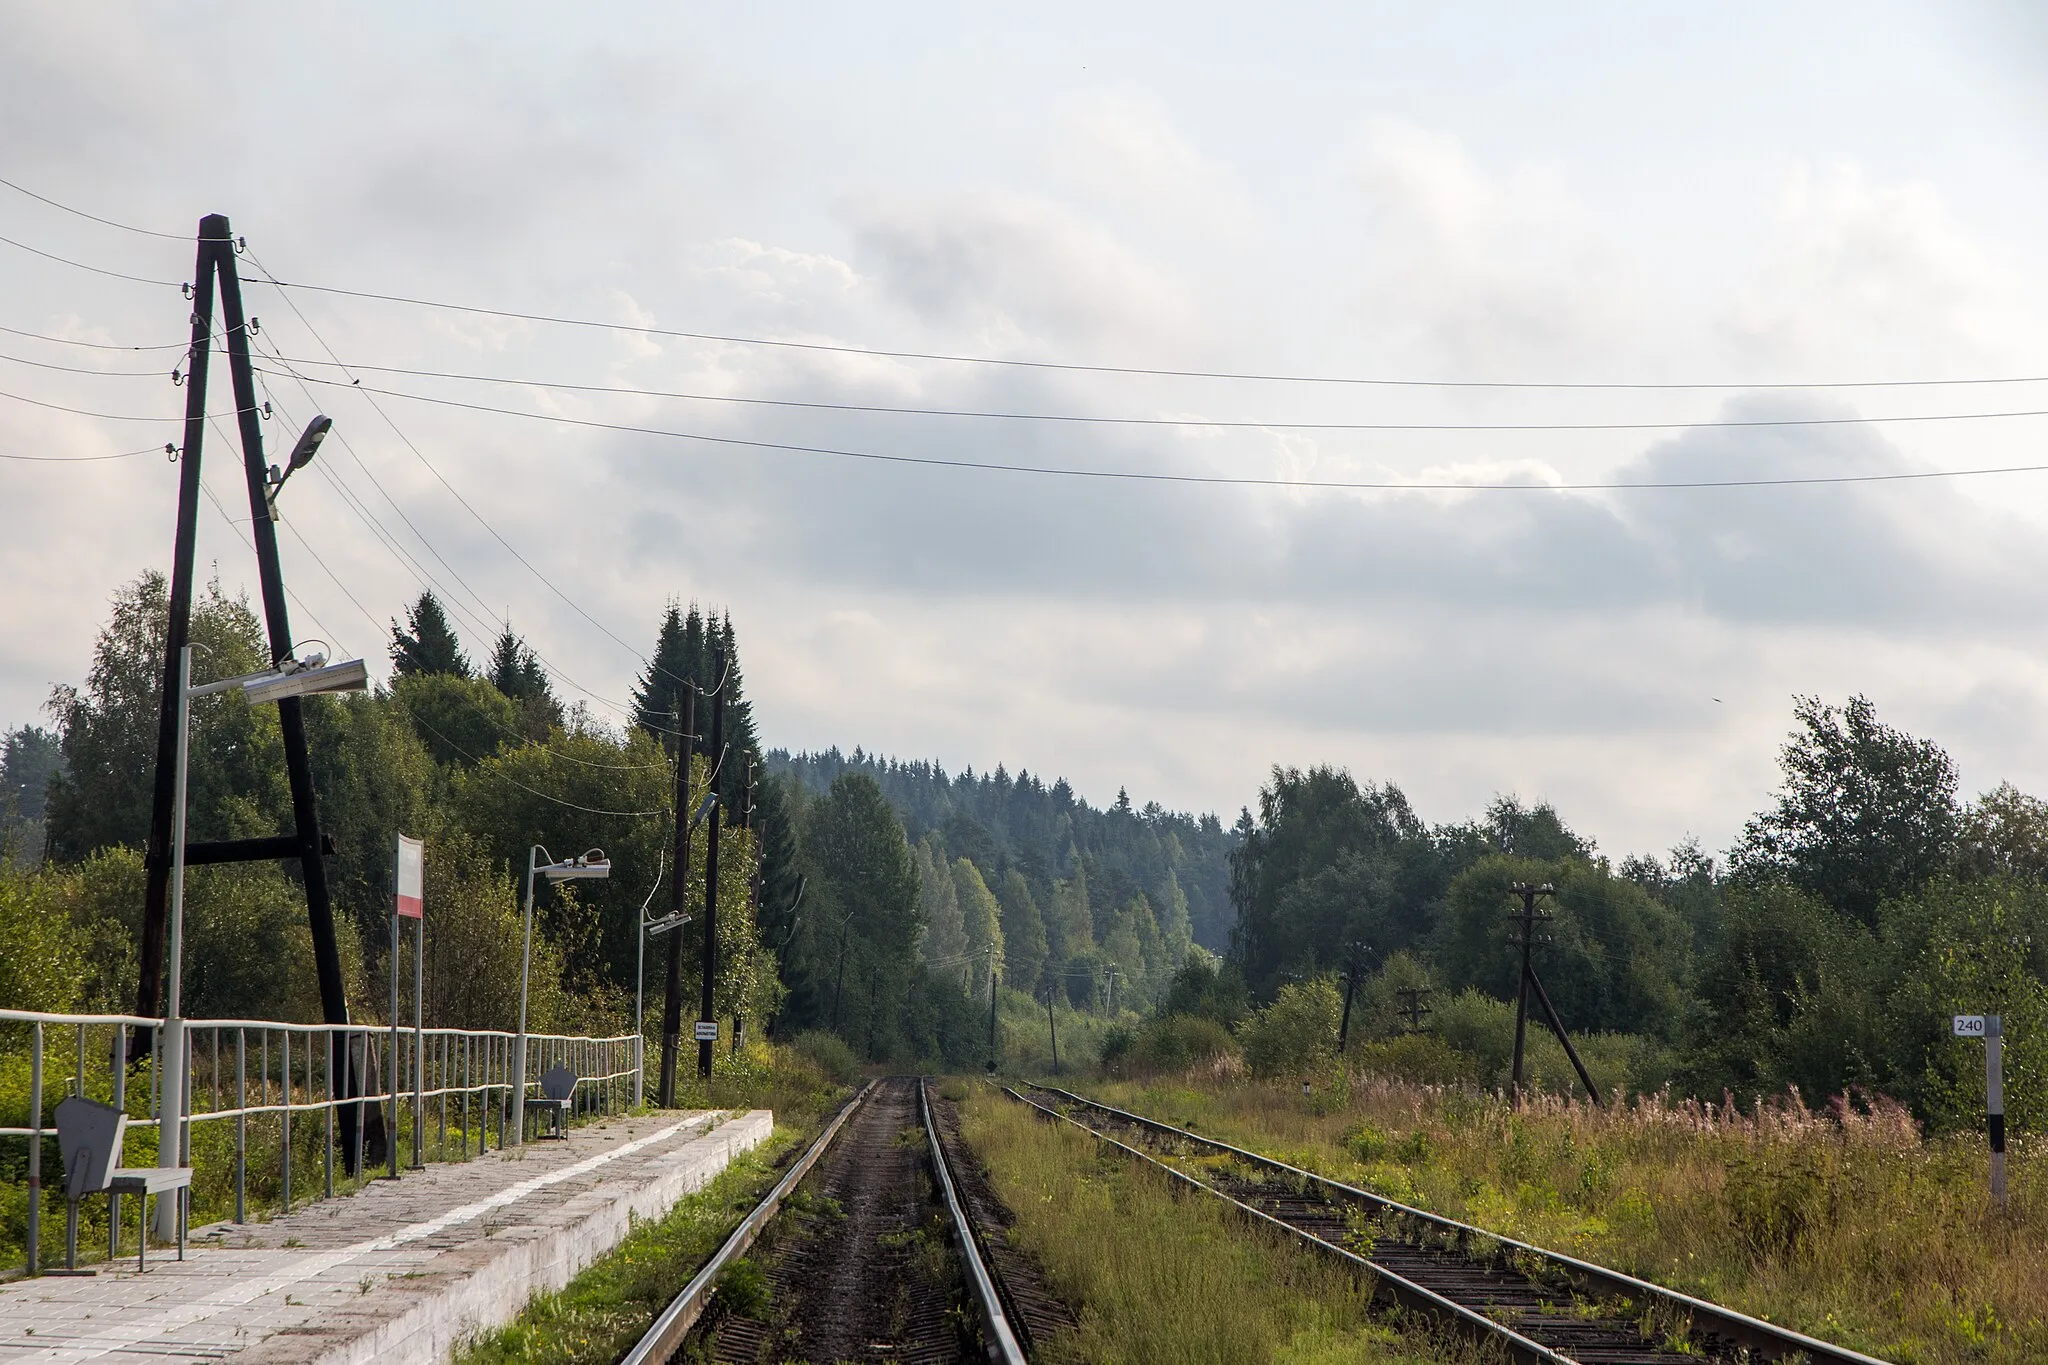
[528, 1065, 577, 1140]
[55, 1094, 192, 1272]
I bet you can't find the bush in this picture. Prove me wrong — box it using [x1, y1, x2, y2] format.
[1351, 1033, 1480, 1087]
[1100, 1014, 1240, 1078]
[788, 1030, 860, 1084]
[1237, 978, 1342, 1078]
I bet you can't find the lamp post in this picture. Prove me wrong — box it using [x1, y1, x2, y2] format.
[634, 794, 713, 1108]
[513, 847, 610, 1143]
[157, 645, 367, 1237]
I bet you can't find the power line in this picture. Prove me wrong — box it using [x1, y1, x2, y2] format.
[0, 384, 225, 423]
[0, 321, 189, 351]
[251, 340, 685, 735]
[0, 175, 192, 240]
[2, 175, 2043, 392]
[270, 368, 2048, 437]
[0, 230, 182, 288]
[267, 371, 2048, 493]
[255, 275, 2048, 394]
[0, 346, 178, 377]
[243, 249, 708, 699]
[404, 710, 666, 817]
[0, 443, 167, 463]
[255, 351, 2048, 431]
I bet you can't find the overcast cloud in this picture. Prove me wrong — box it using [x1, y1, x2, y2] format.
[7, 2, 2048, 859]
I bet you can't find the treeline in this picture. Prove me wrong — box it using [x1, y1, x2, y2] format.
[1, 574, 779, 1043]
[0, 571, 1209, 1078]
[1159, 695, 2048, 1131]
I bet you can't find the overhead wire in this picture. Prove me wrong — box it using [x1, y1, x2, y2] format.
[0, 321, 188, 351]
[253, 274, 2048, 393]
[249, 336, 690, 739]
[242, 248, 713, 703]
[0, 347, 180, 378]
[252, 351, 2048, 432]
[0, 443, 168, 463]
[0, 175, 192, 241]
[0, 230, 183, 288]
[258, 369, 2048, 493]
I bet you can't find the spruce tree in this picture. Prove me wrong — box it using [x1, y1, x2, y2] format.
[487, 621, 561, 738]
[390, 592, 470, 678]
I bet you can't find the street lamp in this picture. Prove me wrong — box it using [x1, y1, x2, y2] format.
[632, 793, 714, 1107]
[263, 415, 331, 522]
[512, 847, 611, 1143]
[158, 644, 367, 1234]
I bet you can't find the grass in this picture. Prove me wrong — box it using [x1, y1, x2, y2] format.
[453, 1045, 845, 1365]
[957, 1085, 1484, 1365]
[1078, 1072, 2048, 1365]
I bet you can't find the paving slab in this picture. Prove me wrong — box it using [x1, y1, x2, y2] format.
[0, 1108, 772, 1364]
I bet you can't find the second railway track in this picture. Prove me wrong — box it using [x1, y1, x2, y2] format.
[1017, 1082, 1893, 1365]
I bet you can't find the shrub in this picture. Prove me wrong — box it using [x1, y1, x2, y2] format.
[788, 1030, 860, 1084]
[1351, 1033, 1480, 1087]
[1237, 978, 1342, 1078]
[1136, 1014, 1238, 1074]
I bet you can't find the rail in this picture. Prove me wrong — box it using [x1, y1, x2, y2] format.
[620, 1079, 877, 1365]
[920, 1079, 1028, 1365]
[1023, 1083, 1894, 1365]
[0, 1007, 638, 1280]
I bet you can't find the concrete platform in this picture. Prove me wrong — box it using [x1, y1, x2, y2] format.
[0, 1108, 772, 1364]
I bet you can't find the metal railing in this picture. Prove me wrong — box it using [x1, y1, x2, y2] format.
[0, 1008, 639, 1280]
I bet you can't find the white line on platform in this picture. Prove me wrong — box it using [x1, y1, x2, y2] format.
[9, 1115, 713, 1364]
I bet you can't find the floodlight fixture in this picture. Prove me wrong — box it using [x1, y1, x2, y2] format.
[541, 850, 611, 882]
[264, 415, 333, 520]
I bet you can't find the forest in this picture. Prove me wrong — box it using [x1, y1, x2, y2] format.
[6, 573, 2048, 1134]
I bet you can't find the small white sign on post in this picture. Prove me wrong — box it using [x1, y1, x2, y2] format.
[1953, 1012, 2007, 1209]
[694, 1021, 720, 1042]
[1955, 1014, 1988, 1038]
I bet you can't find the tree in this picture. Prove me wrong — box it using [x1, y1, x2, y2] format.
[1227, 765, 1443, 1000]
[798, 773, 920, 1057]
[915, 836, 968, 970]
[632, 603, 704, 755]
[996, 868, 1047, 993]
[1958, 783, 2048, 883]
[487, 622, 561, 739]
[953, 857, 1005, 995]
[2, 724, 61, 862]
[1733, 694, 1959, 927]
[390, 591, 470, 679]
[45, 572, 283, 863]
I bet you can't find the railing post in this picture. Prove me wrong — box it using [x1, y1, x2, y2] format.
[235, 1028, 246, 1223]
[280, 1029, 292, 1214]
[27, 1019, 43, 1276]
[111, 1024, 126, 1256]
[324, 1027, 335, 1198]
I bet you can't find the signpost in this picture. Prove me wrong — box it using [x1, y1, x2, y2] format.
[1954, 1013, 2006, 1208]
[694, 1021, 720, 1043]
[393, 836, 425, 1174]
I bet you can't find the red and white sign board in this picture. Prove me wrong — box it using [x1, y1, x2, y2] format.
[395, 834, 424, 919]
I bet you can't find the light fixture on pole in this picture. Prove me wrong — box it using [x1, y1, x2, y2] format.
[513, 848, 610, 1144]
[632, 794, 713, 1108]
[263, 415, 330, 522]
[157, 644, 367, 1236]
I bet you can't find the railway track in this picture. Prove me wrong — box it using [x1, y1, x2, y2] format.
[1016, 1083, 1894, 1365]
[622, 1076, 1074, 1365]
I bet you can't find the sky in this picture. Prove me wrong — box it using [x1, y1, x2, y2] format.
[6, 1, 2048, 860]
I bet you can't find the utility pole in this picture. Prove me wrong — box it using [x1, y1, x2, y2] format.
[1337, 939, 1367, 1054]
[1045, 984, 1060, 1076]
[1506, 882, 1602, 1108]
[733, 757, 755, 1057]
[697, 648, 727, 1080]
[658, 688, 696, 1107]
[139, 217, 368, 1168]
[987, 947, 999, 1073]
[1396, 986, 1434, 1035]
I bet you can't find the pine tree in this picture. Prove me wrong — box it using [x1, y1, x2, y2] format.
[631, 603, 703, 754]
[954, 858, 1005, 995]
[390, 592, 470, 678]
[487, 622, 561, 738]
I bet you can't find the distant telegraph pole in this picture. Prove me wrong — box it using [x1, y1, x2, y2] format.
[1396, 985, 1433, 1035]
[1336, 940, 1369, 1054]
[697, 648, 728, 1080]
[1506, 882, 1602, 1108]
[658, 688, 697, 1107]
